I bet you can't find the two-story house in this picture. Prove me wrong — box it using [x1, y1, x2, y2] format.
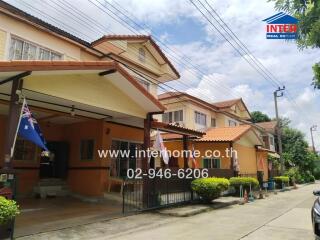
[157, 92, 273, 181]
[0, 0, 205, 200]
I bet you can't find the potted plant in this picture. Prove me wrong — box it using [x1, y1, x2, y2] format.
[0, 196, 20, 239]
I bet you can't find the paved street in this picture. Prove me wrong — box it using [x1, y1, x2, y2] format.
[20, 182, 319, 240]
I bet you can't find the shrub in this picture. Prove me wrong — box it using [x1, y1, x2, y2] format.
[284, 167, 301, 185]
[313, 167, 320, 180]
[191, 177, 230, 203]
[229, 177, 259, 195]
[229, 177, 259, 188]
[0, 197, 19, 225]
[301, 170, 315, 183]
[273, 176, 290, 188]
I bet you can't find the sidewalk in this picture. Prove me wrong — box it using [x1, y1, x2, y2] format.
[17, 183, 315, 240]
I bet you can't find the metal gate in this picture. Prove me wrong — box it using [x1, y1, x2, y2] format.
[122, 175, 198, 213]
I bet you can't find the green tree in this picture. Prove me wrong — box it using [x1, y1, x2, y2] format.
[269, 0, 320, 88]
[250, 111, 271, 123]
[281, 126, 319, 182]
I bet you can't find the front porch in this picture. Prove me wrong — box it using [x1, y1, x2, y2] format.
[15, 196, 122, 238]
[0, 60, 168, 236]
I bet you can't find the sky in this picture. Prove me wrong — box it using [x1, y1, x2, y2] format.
[5, 0, 320, 150]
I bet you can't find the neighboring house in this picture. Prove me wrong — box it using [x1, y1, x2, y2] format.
[255, 121, 277, 152]
[0, 0, 200, 198]
[255, 121, 280, 178]
[157, 92, 272, 181]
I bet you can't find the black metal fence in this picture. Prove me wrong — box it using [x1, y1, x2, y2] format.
[122, 175, 197, 213]
[122, 168, 234, 213]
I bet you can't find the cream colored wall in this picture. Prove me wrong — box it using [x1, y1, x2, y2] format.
[0, 28, 6, 59]
[158, 99, 219, 130]
[153, 99, 186, 124]
[23, 73, 147, 118]
[186, 103, 215, 130]
[0, 13, 99, 61]
[128, 43, 162, 74]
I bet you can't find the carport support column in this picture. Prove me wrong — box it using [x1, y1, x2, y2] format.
[2, 78, 23, 169]
[183, 135, 188, 168]
[142, 113, 152, 208]
[230, 142, 238, 177]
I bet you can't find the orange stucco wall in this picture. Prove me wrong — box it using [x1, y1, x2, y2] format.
[1, 115, 145, 197]
[233, 143, 257, 175]
[163, 140, 232, 169]
[257, 151, 269, 181]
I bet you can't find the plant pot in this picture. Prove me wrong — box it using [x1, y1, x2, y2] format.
[0, 220, 14, 240]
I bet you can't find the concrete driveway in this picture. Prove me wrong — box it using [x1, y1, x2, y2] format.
[19, 182, 319, 240]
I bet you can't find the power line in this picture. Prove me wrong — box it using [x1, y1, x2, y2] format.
[13, 0, 191, 109]
[88, 0, 242, 100]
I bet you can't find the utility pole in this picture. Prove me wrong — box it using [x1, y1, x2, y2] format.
[274, 86, 285, 175]
[310, 125, 317, 153]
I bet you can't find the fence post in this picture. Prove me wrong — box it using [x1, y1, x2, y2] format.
[122, 180, 125, 214]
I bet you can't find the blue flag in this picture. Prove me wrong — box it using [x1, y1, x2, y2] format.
[18, 101, 48, 151]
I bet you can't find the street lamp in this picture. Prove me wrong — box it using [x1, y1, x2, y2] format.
[310, 125, 317, 153]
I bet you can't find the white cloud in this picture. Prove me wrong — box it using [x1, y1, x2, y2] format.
[6, 0, 320, 149]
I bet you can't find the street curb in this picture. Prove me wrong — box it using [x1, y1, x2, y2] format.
[157, 199, 240, 217]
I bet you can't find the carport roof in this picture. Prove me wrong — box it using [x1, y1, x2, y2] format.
[0, 60, 165, 113]
[196, 125, 262, 143]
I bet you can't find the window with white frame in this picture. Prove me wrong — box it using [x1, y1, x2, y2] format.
[203, 158, 220, 169]
[195, 111, 206, 126]
[9, 37, 62, 60]
[269, 135, 275, 146]
[228, 119, 237, 127]
[211, 118, 216, 127]
[163, 110, 183, 123]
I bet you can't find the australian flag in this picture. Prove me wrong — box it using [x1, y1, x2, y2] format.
[18, 100, 48, 151]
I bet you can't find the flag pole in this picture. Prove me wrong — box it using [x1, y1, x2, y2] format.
[10, 96, 26, 158]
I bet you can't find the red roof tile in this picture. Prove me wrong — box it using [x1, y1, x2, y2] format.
[197, 125, 252, 142]
[212, 98, 242, 108]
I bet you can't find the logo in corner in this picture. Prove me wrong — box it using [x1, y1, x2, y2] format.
[263, 12, 299, 40]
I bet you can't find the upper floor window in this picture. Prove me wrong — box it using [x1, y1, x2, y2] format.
[138, 48, 145, 62]
[211, 118, 216, 127]
[228, 119, 237, 127]
[269, 136, 275, 146]
[163, 110, 183, 123]
[9, 37, 62, 60]
[195, 111, 206, 126]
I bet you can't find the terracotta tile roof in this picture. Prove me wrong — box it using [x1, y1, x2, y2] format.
[91, 35, 180, 78]
[255, 121, 277, 133]
[158, 92, 183, 100]
[212, 98, 242, 108]
[158, 92, 219, 111]
[151, 121, 204, 137]
[197, 125, 252, 142]
[0, 60, 165, 111]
